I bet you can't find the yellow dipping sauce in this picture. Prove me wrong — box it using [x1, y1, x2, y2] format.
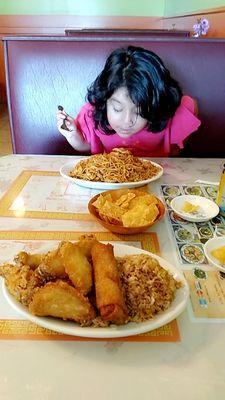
[211, 246, 225, 264]
[182, 201, 199, 213]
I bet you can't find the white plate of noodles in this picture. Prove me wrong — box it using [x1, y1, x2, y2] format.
[60, 149, 163, 190]
[2, 243, 189, 338]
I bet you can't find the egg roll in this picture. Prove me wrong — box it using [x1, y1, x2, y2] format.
[91, 242, 128, 325]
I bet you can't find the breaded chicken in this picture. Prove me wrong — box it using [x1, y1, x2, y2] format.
[0, 263, 47, 305]
[77, 234, 98, 260]
[14, 243, 66, 278]
[38, 243, 67, 279]
[29, 280, 96, 325]
[60, 242, 92, 294]
[14, 251, 44, 269]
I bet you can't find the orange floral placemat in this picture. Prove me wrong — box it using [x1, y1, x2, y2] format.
[0, 319, 179, 342]
[0, 230, 180, 342]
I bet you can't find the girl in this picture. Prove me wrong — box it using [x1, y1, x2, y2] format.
[56, 45, 200, 157]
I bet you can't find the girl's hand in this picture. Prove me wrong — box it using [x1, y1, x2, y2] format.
[56, 106, 91, 153]
[56, 107, 76, 137]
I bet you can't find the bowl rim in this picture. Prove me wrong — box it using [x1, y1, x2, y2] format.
[204, 236, 225, 271]
[88, 189, 165, 232]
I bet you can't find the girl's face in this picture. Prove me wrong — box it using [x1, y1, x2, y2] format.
[106, 87, 147, 138]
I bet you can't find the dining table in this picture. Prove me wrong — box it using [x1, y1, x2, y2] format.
[0, 154, 225, 400]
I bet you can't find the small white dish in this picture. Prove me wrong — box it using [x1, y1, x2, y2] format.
[60, 159, 163, 190]
[180, 244, 205, 264]
[170, 195, 219, 223]
[175, 227, 194, 243]
[204, 237, 225, 272]
[2, 243, 189, 339]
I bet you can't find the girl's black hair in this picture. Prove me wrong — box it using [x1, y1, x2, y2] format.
[87, 45, 183, 134]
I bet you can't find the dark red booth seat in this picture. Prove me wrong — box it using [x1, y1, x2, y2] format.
[3, 34, 225, 157]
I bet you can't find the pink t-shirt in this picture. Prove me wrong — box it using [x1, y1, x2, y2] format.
[75, 95, 201, 157]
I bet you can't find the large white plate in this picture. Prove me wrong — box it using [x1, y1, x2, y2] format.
[2, 243, 189, 339]
[60, 158, 163, 189]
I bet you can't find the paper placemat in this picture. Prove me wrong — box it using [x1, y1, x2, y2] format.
[0, 319, 179, 342]
[184, 268, 225, 320]
[0, 230, 180, 342]
[0, 170, 93, 220]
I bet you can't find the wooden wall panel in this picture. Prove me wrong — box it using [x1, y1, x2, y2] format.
[1, 8, 225, 103]
[163, 7, 225, 38]
[0, 15, 162, 35]
[0, 15, 163, 103]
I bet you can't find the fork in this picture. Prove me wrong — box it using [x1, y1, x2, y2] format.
[58, 105, 70, 131]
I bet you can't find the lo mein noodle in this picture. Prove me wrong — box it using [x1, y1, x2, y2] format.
[69, 148, 161, 183]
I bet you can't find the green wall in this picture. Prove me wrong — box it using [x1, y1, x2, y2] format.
[165, 0, 225, 16]
[0, 0, 224, 17]
[0, 0, 164, 16]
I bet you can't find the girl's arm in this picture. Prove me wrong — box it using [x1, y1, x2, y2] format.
[56, 108, 91, 153]
[169, 98, 199, 157]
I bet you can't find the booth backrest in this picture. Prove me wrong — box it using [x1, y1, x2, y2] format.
[3, 34, 225, 156]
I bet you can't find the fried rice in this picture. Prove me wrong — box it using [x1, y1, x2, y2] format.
[117, 254, 182, 322]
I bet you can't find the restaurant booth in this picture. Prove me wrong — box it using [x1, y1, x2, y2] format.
[3, 32, 225, 157]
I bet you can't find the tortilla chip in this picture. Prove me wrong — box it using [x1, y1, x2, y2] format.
[92, 193, 113, 210]
[100, 201, 123, 223]
[93, 190, 160, 228]
[122, 203, 159, 227]
[128, 194, 158, 209]
[115, 193, 136, 209]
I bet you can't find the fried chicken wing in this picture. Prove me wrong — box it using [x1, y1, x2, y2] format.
[29, 280, 96, 325]
[14, 252, 44, 269]
[60, 242, 92, 294]
[38, 243, 67, 279]
[77, 234, 98, 260]
[14, 244, 67, 279]
[0, 263, 47, 305]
